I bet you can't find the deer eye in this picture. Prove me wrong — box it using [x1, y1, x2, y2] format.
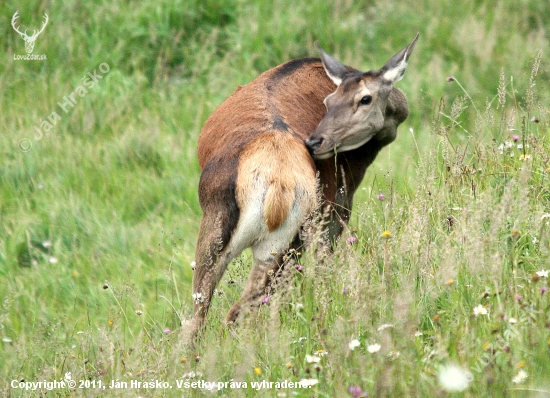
[360, 95, 372, 105]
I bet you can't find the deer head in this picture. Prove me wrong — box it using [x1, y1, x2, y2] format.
[12, 11, 49, 54]
[306, 34, 418, 159]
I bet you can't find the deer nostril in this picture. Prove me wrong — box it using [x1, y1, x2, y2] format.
[305, 137, 323, 153]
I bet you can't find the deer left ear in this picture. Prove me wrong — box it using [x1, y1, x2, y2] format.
[315, 42, 349, 86]
[381, 33, 419, 84]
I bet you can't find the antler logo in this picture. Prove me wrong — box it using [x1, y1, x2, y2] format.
[11, 11, 49, 54]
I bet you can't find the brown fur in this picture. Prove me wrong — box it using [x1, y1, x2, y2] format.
[191, 52, 411, 340]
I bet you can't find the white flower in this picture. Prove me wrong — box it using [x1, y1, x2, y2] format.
[509, 317, 517, 324]
[541, 213, 550, 221]
[387, 351, 400, 360]
[49, 257, 58, 264]
[414, 331, 423, 337]
[64, 372, 72, 381]
[348, 339, 360, 350]
[42, 240, 52, 248]
[305, 354, 320, 363]
[190, 261, 196, 270]
[438, 364, 473, 392]
[536, 270, 549, 278]
[192, 293, 204, 304]
[532, 237, 538, 244]
[473, 305, 488, 316]
[299, 378, 319, 387]
[512, 369, 528, 383]
[2, 337, 12, 343]
[367, 343, 381, 353]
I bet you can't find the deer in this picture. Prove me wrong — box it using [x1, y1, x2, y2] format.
[11, 11, 49, 54]
[191, 34, 418, 339]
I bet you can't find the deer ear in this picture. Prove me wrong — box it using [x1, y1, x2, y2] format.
[315, 42, 349, 86]
[381, 33, 419, 84]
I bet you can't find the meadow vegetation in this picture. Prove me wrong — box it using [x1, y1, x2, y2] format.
[1, 0, 549, 396]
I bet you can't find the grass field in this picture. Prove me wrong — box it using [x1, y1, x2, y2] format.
[1, 0, 549, 396]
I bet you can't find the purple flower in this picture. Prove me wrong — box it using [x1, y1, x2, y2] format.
[296, 265, 303, 272]
[347, 236, 357, 244]
[262, 296, 270, 304]
[446, 76, 455, 82]
[377, 193, 385, 201]
[512, 135, 520, 142]
[541, 287, 547, 295]
[530, 116, 539, 123]
[163, 328, 171, 334]
[514, 295, 522, 302]
[342, 287, 349, 296]
[349, 386, 364, 397]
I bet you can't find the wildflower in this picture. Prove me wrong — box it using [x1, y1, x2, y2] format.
[342, 287, 349, 295]
[261, 296, 270, 304]
[254, 367, 262, 376]
[512, 369, 528, 383]
[444, 278, 454, 286]
[511, 230, 521, 237]
[286, 362, 293, 368]
[64, 372, 72, 382]
[349, 339, 361, 350]
[509, 317, 517, 324]
[292, 336, 307, 344]
[473, 305, 488, 316]
[530, 116, 539, 123]
[190, 261, 196, 270]
[414, 331, 423, 337]
[180, 357, 187, 363]
[381, 230, 392, 239]
[388, 351, 400, 360]
[512, 134, 520, 142]
[532, 236, 538, 244]
[192, 292, 204, 304]
[498, 141, 514, 154]
[437, 364, 473, 392]
[348, 386, 364, 397]
[305, 354, 321, 363]
[295, 303, 304, 310]
[72, 270, 79, 277]
[42, 240, 52, 248]
[536, 270, 549, 278]
[541, 213, 550, 221]
[296, 265, 303, 272]
[316, 349, 328, 356]
[347, 236, 358, 244]
[2, 337, 13, 344]
[300, 378, 319, 387]
[163, 328, 170, 334]
[135, 310, 143, 315]
[519, 154, 531, 161]
[49, 257, 58, 264]
[541, 287, 547, 295]
[108, 319, 114, 326]
[514, 295, 522, 302]
[367, 343, 381, 353]
[446, 76, 455, 82]
[377, 193, 385, 201]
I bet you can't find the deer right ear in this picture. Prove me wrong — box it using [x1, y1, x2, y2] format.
[315, 42, 349, 86]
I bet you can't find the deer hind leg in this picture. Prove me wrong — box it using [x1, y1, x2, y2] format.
[226, 185, 315, 324]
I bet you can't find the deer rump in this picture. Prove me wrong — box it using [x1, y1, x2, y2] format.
[192, 36, 417, 336]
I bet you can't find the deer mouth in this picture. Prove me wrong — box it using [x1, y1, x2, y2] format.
[305, 137, 339, 159]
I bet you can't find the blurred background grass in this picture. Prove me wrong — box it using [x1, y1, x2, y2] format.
[1, 0, 549, 395]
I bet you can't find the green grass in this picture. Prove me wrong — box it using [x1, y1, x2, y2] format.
[1, 0, 549, 396]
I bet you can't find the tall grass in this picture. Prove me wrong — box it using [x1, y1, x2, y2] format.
[1, 0, 549, 396]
